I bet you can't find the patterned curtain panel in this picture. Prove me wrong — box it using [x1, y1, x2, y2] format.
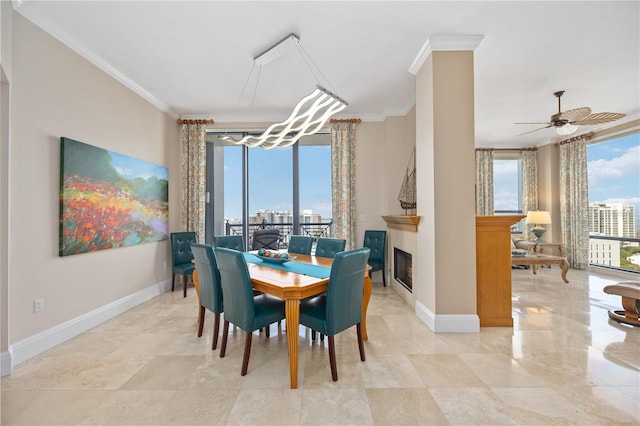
[330, 122, 357, 250]
[475, 149, 494, 215]
[521, 149, 538, 237]
[559, 139, 590, 269]
[180, 123, 207, 239]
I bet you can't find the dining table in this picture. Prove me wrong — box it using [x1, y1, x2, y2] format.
[192, 250, 372, 389]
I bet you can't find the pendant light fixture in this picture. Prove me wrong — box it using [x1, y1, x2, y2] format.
[221, 33, 347, 150]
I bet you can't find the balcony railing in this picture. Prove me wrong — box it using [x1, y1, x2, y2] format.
[224, 221, 333, 249]
[589, 234, 640, 273]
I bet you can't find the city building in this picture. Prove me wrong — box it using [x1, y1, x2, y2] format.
[589, 203, 637, 238]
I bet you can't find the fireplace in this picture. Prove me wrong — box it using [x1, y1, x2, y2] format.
[394, 247, 413, 292]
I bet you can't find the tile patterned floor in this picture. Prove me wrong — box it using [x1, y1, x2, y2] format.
[2, 267, 639, 425]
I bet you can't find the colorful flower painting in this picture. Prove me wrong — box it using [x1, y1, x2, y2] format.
[59, 137, 169, 256]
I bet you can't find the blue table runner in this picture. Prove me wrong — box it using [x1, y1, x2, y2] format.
[243, 253, 331, 279]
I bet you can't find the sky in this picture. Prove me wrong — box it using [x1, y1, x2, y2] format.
[223, 145, 331, 220]
[225, 132, 640, 229]
[494, 132, 640, 230]
[109, 151, 168, 180]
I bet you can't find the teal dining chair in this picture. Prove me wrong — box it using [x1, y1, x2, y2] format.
[214, 247, 286, 376]
[299, 247, 370, 381]
[170, 231, 198, 298]
[315, 237, 346, 258]
[288, 235, 313, 255]
[213, 235, 245, 251]
[363, 230, 387, 286]
[190, 244, 224, 350]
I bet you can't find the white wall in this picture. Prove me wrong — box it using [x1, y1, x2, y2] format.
[5, 14, 179, 368]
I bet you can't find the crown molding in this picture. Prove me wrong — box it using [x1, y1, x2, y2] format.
[409, 34, 484, 75]
[14, 3, 179, 119]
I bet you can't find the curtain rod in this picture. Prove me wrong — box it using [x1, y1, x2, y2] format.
[178, 119, 214, 125]
[476, 147, 538, 152]
[558, 131, 594, 145]
[329, 118, 362, 124]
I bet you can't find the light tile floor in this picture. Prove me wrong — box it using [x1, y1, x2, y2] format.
[2, 267, 639, 425]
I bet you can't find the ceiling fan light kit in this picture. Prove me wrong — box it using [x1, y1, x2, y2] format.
[516, 90, 626, 137]
[222, 33, 347, 150]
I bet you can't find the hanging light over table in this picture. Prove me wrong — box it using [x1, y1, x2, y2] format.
[221, 33, 347, 150]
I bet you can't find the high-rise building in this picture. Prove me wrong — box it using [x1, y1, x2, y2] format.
[588, 203, 636, 238]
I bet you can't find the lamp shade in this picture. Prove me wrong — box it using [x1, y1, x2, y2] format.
[525, 210, 551, 225]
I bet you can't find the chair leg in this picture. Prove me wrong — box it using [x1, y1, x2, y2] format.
[311, 330, 317, 341]
[265, 324, 270, 338]
[328, 335, 338, 381]
[220, 321, 230, 358]
[212, 313, 220, 350]
[357, 323, 366, 361]
[197, 306, 206, 337]
[171, 273, 176, 292]
[382, 268, 386, 287]
[241, 331, 253, 376]
[183, 275, 188, 298]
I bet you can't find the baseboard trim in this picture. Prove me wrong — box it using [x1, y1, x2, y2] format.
[6, 279, 171, 373]
[415, 300, 480, 333]
[1, 349, 12, 377]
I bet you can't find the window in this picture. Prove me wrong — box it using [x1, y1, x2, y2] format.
[493, 153, 524, 232]
[587, 131, 640, 271]
[493, 157, 523, 214]
[205, 132, 332, 247]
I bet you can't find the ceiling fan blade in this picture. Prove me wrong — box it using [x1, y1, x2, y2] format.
[559, 107, 591, 122]
[573, 112, 626, 125]
[514, 122, 552, 125]
[517, 125, 552, 136]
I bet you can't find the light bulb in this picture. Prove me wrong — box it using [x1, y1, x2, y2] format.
[557, 123, 578, 136]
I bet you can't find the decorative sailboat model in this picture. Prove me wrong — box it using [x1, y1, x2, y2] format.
[398, 147, 416, 214]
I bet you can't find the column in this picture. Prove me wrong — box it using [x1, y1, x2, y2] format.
[411, 35, 483, 332]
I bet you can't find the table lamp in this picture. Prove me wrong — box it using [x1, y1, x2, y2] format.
[526, 210, 551, 243]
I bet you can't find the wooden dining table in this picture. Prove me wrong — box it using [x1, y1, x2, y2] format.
[192, 251, 372, 389]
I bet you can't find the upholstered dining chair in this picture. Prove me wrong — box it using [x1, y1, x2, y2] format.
[190, 244, 224, 350]
[213, 235, 245, 251]
[299, 247, 370, 381]
[252, 228, 281, 250]
[288, 235, 313, 255]
[315, 237, 346, 258]
[363, 230, 387, 286]
[214, 247, 286, 376]
[170, 231, 198, 298]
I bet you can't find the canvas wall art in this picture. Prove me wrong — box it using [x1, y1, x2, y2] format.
[59, 137, 169, 256]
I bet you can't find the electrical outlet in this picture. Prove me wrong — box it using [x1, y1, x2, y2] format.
[33, 298, 44, 313]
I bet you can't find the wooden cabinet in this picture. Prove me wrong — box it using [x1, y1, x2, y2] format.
[476, 215, 525, 327]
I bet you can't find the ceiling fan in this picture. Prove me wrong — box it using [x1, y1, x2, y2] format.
[516, 90, 626, 136]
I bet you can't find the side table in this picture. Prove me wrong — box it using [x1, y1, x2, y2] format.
[534, 242, 564, 257]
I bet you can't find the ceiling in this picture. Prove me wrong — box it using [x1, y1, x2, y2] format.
[14, 1, 640, 148]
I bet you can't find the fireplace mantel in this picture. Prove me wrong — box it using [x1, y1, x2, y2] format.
[382, 215, 421, 232]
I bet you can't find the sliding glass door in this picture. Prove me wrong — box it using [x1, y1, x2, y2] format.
[206, 132, 331, 248]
